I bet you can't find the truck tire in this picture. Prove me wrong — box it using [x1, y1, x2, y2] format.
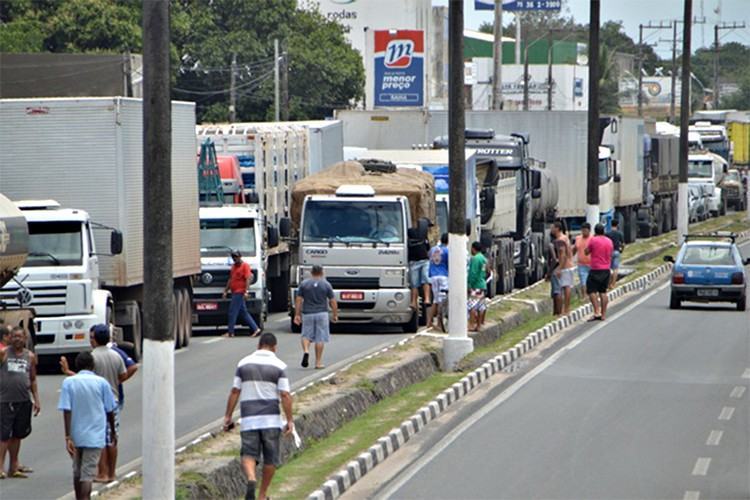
[652, 204, 663, 236]
[269, 272, 289, 313]
[173, 290, 183, 349]
[638, 221, 652, 239]
[662, 200, 672, 234]
[720, 197, 727, 216]
[180, 288, 191, 347]
[625, 209, 638, 243]
[515, 270, 530, 289]
[121, 302, 142, 362]
[403, 310, 419, 333]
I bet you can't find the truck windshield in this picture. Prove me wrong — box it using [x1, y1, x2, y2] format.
[200, 218, 256, 257]
[688, 160, 713, 179]
[302, 200, 404, 244]
[26, 221, 83, 267]
[436, 200, 448, 236]
[702, 138, 728, 156]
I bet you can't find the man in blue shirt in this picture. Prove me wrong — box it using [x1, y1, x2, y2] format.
[58, 352, 117, 500]
[427, 233, 449, 331]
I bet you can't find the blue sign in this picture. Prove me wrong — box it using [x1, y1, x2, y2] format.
[422, 165, 450, 194]
[475, 0, 561, 11]
[373, 30, 424, 107]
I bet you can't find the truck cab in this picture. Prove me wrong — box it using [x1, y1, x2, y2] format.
[0, 200, 118, 355]
[690, 121, 732, 163]
[194, 205, 267, 330]
[291, 186, 416, 331]
[689, 152, 726, 216]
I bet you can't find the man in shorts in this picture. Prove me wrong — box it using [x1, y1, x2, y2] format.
[58, 351, 117, 500]
[224, 333, 294, 500]
[572, 222, 593, 295]
[407, 227, 431, 311]
[468, 242, 488, 331]
[585, 223, 615, 321]
[294, 265, 338, 369]
[427, 233, 449, 331]
[0, 327, 40, 479]
[606, 218, 626, 289]
[550, 222, 573, 315]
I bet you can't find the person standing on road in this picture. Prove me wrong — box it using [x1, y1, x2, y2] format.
[294, 265, 338, 369]
[573, 222, 593, 295]
[467, 242, 488, 332]
[407, 227, 432, 311]
[558, 224, 575, 315]
[545, 232, 562, 315]
[549, 222, 572, 316]
[58, 351, 117, 500]
[0, 327, 40, 479]
[427, 233, 449, 331]
[606, 219, 625, 290]
[223, 333, 294, 500]
[222, 250, 261, 338]
[585, 224, 615, 321]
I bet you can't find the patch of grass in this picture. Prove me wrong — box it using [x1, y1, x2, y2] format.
[269, 372, 463, 500]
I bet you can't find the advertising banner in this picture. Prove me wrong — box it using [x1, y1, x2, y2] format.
[373, 30, 425, 107]
[475, 0, 562, 10]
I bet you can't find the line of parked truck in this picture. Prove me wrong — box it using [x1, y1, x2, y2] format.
[1, 97, 747, 358]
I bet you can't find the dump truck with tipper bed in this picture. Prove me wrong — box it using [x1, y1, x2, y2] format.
[0, 97, 200, 358]
[281, 161, 436, 333]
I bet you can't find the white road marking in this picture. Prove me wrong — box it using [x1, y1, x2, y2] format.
[202, 337, 223, 345]
[683, 491, 700, 500]
[378, 280, 672, 498]
[742, 368, 750, 379]
[719, 406, 735, 421]
[174, 348, 190, 355]
[706, 430, 723, 446]
[692, 457, 711, 476]
[730, 386, 746, 399]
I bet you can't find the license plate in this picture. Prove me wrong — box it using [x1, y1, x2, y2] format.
[697, 289, 719, 297]
[196, 302, 219, 311]
[340, 291, 364, 301]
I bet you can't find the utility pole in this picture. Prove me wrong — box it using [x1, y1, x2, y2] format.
[229, 52, 237, 122]
[491, 0, 503, 110]
[274, 38, 280, 122]
[713, 22, 746, 109]
[523, 44, 530, 110]
[547, 33, 553, 110]
[677, 0, 692, 245]
[141, 1, 174, 499]
[281, 48, 289, 121]
[670, 21, 677, 123]
[444, 0, 472, 370]
[515, 12, 522, 65]
[585, 0, 600, 228]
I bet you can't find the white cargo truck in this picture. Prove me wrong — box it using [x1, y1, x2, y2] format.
[0, 97, 200, 358]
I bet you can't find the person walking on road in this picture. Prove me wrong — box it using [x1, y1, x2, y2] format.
[0, 327, 40, 479]
[407, 227, 432, 311]
[427, 233, 449, 331]
[573, 222, 593, 295]
[467, 242, 488, 332]
[606, 219, 625, 289]
[294, 265, 338, 369]
[223, 333, 294, 500]
[585, 223, 615, 321]
[58, 351, 117, 500]
[222, 250, 261, 338]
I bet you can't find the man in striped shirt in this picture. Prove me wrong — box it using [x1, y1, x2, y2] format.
[224, 333, 293, 500]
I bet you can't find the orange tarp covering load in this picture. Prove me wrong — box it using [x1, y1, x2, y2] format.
[290, 160, 436, 229]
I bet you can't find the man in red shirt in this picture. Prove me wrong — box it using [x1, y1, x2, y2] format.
[584, 224, 614, 321]
[222, 250, 261, 337]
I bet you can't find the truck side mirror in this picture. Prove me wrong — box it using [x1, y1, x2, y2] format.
[110, 230, 123, 256]
[663, 255, 675, 263]
[532, 188, 542, 199]
[267, 226, 279, 248]
[530, 169, 542, 190]
[614, 174, 622, 183]
[279, 217, 291, 238]
[465, 219, 472, 236]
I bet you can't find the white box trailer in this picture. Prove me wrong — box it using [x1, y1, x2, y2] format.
[0, 97, 199, 356]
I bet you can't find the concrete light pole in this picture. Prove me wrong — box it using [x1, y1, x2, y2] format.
[677, 0, 693, 244]
[585, 0, 600, 228]
[444, 0, 472, 370]
[492, 0, 503, 110]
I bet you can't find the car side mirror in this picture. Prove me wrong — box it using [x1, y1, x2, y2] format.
[279, 217, 291, 238]
[663, 255, 675, 263]
[267, 226, 279, 248]
[110, 230, 123, 256]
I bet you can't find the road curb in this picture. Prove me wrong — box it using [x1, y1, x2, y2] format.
[308, 263, 674, 500]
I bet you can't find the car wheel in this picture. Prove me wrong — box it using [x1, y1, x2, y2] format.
[669, 293, 681, 310]
[738, 296, 747, 312]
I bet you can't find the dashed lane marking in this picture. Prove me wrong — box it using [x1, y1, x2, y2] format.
[692, 457, 711, 476]
[719, 406, 735, 421]
[684, 491, 700, 500]
[706, 430, 723, 446]
[202, 337, 224, 345]
[742, 368, 750, 379]
[730, 386, 746, 399]
[174, 348, 190, 355]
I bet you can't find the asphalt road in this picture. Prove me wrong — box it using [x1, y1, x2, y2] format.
[0, 313, 409, 500]
[386, 249, 750, 499]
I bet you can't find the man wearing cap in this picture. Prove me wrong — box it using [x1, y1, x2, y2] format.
[222, 250, 261, 338]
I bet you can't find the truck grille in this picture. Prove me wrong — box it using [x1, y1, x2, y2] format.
[327, 277, 380, 290]
[0, 285, 66, 317]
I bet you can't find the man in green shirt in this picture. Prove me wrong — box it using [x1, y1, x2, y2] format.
[468, 242, 488, 331]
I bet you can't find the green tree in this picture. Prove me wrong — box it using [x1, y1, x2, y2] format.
[721, 69, 750, 110]
[691, 41, 750, 103]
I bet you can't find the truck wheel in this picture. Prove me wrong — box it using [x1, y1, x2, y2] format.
[662, 201, 672, 234]
[173, 290, 183, 349]
[669, 293, 681, 310]
[180, 289, 191, 347]
[738, 296, 747, 312]
[653, 204, 663, 236]
[720, 198, 727, 216]
[269, 272, 290, 312]
[625, 210, 638, 243]
[514, 270, 530, 289]
[125, 303, 142, 362]
[638, 221, 652, 239]
[403, 309, 419, 333]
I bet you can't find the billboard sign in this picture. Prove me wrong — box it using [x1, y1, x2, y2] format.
[373, 30, 424, 107]
[475, 0, 561, 10]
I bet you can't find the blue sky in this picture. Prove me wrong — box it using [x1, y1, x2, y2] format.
[437, 0, 750, 56]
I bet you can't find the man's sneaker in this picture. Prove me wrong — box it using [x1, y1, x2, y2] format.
[301, 352, 309, 368]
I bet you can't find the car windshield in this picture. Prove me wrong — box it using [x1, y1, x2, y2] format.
[302, 200, 404, 244]
[200, 218, 256, 257]
[688, 160, 713, 179]
[26, 221, 83, 267]
[681, 245, 735, 266]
